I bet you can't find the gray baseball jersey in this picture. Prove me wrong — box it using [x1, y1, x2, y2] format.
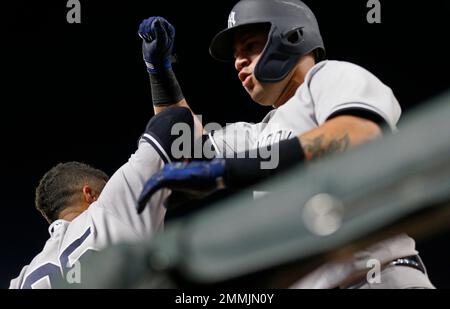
[10, 136, 169, 289]
[209, 60, 425, 288]
[209, 60, 401, 156]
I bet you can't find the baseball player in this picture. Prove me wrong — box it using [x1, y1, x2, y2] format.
[9, 15, 203, 287]
[9, 112, 200, 289]
[136, 0, 435, 288]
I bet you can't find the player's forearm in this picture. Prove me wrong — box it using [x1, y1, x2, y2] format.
[148, 69, 204, 136]
[225, 116, 382, 188]
[153, 98, 189, 114]
[149, 68, 184, 110]
[298, 115, 382, 162]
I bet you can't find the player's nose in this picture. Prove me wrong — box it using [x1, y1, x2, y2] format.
[235, 56, 250, 72]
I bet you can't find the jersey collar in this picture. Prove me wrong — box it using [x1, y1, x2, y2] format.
[48, 220, 69, 237]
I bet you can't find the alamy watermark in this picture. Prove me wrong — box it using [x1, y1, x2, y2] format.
[367, 0, 382, 24]
[66, 0, 81, 24]
[169, 117, 283, 170]
[65, 1, 380, 26]
[66, 260, 82, 284]
[366, 259, 382, 284]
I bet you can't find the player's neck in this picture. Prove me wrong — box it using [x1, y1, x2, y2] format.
[273, 56, 315, 108]
[273, 79, 302, 108]
[58, 205, 89, 222]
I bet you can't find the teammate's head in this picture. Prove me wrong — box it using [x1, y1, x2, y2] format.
[210, 0, 325, 106]
[35, 162, 109, 224]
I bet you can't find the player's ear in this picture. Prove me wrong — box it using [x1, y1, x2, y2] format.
[82, 185, 97, 205]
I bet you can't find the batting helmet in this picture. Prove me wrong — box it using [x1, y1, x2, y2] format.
[209, 0, 325, 83]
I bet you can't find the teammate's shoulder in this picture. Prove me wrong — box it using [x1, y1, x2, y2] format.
[313, 60, 375, 77]
[322, 60, 364, 69]
[10, 232, 61, 288]
[307, 60, 385, 88]
[9, 265, 29, 289]
[27, 220, 71, 260]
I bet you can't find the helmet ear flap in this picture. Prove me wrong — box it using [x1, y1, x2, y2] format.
[254, 25, 303, 83]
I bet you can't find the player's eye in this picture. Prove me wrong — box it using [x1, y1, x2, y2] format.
[244, 41, 256, 53]
[245, 39, 265, 54]
[233, 43, 254, 59]
[234, 38, 264, 59]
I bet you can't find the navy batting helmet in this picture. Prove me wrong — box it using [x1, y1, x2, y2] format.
[209, 0, 325, 83]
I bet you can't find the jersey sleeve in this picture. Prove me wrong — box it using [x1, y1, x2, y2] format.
[309, 61, 402, 131]
[92, 139, 169, 239]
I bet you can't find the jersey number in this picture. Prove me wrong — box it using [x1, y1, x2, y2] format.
[21, 228, 93, 289]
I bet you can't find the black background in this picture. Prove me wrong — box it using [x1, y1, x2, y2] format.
[1, 0, 449, 288]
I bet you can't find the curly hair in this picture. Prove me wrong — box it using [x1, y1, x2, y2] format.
[35, 162, 109, 223]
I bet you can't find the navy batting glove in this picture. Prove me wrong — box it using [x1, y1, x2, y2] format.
[138, 16, 175, 74]
[137, 159, 226, 214]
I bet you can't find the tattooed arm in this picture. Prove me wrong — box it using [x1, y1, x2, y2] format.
[136, 116, 384, 210]
[299, 116, 382, 162]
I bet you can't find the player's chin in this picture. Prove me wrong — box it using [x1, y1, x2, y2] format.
[250, 90, 273, 106]
[256, 100, 273, 107]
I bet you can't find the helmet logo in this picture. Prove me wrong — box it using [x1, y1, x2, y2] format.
[228, 11, 236, 28]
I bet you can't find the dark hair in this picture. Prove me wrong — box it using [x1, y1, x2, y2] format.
[35, 162, 109, 223]
[313, 48, 325, 63]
